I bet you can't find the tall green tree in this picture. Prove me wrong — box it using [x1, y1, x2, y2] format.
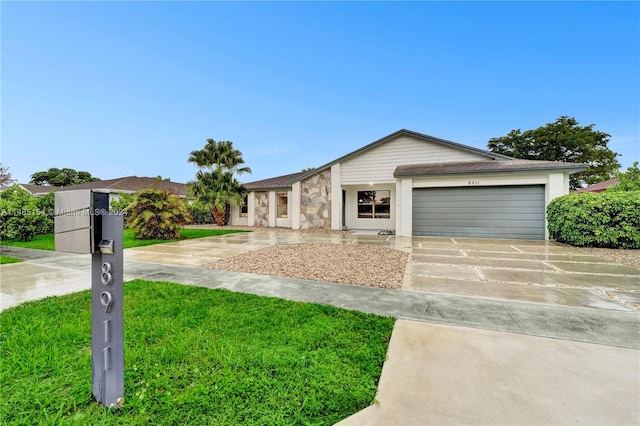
[487, 116, 620, 190]
[187, 139, 251, 225]
[29, 167, 100, 186]
[0, 164, 16, 187]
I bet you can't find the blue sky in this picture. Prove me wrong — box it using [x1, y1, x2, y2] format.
[2, 1, 639, 185]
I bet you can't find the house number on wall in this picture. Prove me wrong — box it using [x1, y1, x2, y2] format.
[468, 180, 480, 185]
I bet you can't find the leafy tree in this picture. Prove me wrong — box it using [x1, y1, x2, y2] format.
[609, 162, 640, 192]
[0, 185, 52, 241]
[187, 139, 251, 225]
[488, 116, 620, 190]
[35, 192, 55, 218]
[0, 164, 16, 187]
[29, 168, 100, 186]
[188, 170, 246, 225]
[127, 188, 192, 240]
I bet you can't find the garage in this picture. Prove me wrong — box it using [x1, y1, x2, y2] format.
[412, 185, 545, 240]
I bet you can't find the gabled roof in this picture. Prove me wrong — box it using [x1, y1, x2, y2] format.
[57, 176, 188, 197]
[394, 159, 587, 177]
[244, 172, 306, 190]
[284, 129, 513, 185]
[18, 184, 57, 196]
[574, 177, 618, 193]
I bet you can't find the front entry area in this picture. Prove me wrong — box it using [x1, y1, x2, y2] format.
[412, 185, 545, 240]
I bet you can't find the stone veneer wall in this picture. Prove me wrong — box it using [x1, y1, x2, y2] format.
[254, 191, 269, 227]
[300, 170, 331, 229]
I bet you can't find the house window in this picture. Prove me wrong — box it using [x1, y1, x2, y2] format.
[358, 190, 390, 219]
[277, 193, 288, 218]
[240, 195, 248, 217]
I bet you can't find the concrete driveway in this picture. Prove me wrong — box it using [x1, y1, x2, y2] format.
[2, 231, 639, 424]
[122, 231, 640, 312]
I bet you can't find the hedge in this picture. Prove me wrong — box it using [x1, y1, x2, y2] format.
[0, 185, 53, 241]
[188, 202, 215, 225]
[547, 191, 640, 249]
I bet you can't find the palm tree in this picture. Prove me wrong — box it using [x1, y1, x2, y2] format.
[188, 170, 246, 225]
[187, 139, 251, 225]
[188, 139, 252, 175]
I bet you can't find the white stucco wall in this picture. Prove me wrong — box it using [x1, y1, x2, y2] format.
[228, 204, 248, 226]
[343, 184, 395, 230]
[291, 182, 301, 230]
[331, 164, 342, 230]
[396, 178, 413, 237]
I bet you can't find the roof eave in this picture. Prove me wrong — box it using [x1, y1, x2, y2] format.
[394, 166, 588, 178]
[245, 185, 292, 191]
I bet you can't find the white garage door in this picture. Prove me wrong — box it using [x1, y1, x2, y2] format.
[412, 185, 545, 240]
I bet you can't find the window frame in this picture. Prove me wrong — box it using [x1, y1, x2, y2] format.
[276, 192, 288, 218]
[357, 190, 391, 219]
[240, 195, 248, 217]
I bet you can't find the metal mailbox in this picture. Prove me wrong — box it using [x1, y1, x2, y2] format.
[54, 190, 125, 408]
[55, 190, 109, 254]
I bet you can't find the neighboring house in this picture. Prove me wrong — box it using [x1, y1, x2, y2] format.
[57, 176, 187, 197]
[56, 176, 188, 207]
[229, 129, 586, 240]
[17, 184, 57, 197]
[574, 178, 618, 193]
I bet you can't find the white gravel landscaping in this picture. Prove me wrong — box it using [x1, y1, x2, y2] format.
[202, 243, 409, 289]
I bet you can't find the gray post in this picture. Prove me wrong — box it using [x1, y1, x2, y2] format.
[91, 207, 125, 408]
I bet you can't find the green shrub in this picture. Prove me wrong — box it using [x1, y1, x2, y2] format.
[109, 192, 134, 226]
[188, 201, 215, 224]
[128, 188, 192, 240]
[547, 191, 640, 249]
[0, 185, 53, 241]
[109, 192, 134, 211]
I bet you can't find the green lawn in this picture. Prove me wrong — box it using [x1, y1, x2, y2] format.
[0, 280, 394, 425]
[0, 228, 248, 251]
[0, 254, 22, 264]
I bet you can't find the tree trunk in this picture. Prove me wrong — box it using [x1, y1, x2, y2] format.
[212, 207, 225, 226]
[223, 203, 231, 225]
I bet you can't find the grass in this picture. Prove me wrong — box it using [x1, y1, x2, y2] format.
[0, 254, 22, 264]
[0, 280, 394, 425]
[0, 228, 248, 251]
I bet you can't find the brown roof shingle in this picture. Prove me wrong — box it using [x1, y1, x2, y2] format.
[18, 184, 57, 196]
[57, 176, 188, 197]
[574, 177, 619, 193]
[244, 172, 306, 190]
[394, 159, 587, 177]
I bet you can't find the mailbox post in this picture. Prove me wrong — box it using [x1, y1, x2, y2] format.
[55, 190, 124, 408]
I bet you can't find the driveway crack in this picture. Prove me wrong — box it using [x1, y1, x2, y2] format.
[502, 306, 525, 333]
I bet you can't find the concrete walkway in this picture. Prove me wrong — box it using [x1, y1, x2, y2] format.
[1, 235, 639, 424]
[338, 320, 639, 425]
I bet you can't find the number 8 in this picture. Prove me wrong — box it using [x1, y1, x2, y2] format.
[101, 262, 112, 285]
